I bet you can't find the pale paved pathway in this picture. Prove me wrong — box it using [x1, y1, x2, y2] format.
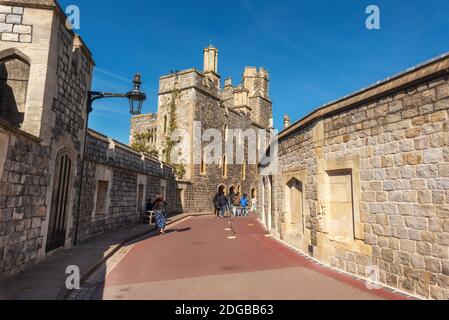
[74, 215, 409, 300]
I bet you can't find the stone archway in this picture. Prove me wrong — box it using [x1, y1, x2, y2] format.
[251, 187, 257, 199]
[218, 184, 226, 194]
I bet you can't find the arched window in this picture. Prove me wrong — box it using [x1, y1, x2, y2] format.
[163, 115, 168, 134]
[222, 155, 227, 178]
[200, 149, 207, 175]
[0, 54, 30, 128]
[251, 188, 257, 199]
[224, 125, 228, 142]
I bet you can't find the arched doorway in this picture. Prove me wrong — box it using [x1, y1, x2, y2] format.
[251, 188, 257, 199]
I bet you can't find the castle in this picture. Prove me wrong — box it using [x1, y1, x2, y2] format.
[130, 46, 274, 213]
[2, 0, 449, 300]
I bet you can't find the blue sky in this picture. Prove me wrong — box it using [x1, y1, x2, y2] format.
[58, 0, 449, 144]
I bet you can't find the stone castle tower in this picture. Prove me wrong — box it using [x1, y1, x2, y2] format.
[131, 46, 273, 213]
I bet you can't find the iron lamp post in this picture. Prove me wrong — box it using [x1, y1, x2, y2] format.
[74, 73, 147, 246]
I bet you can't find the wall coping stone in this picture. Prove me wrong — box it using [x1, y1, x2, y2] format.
[87, 128, 172, 169]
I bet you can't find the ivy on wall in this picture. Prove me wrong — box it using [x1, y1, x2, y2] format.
[162, 88, 186, 180]
[131, 130, 159, 158]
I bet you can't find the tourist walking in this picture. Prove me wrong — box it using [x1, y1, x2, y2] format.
[233, 192, 241, 216]
[153, 195, 167, 235]
[213, 192, 221, 217]
[229, 189, 236, 216]
[216, 191, 227, 218]
[251, 195, 257, 214]
[240, 193, 249, 216]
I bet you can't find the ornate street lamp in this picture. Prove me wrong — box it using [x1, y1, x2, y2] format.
[74, 73, 147, 246]
[87, 73, 147, 114]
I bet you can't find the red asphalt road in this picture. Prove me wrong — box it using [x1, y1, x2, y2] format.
[95, 215, 407, 300]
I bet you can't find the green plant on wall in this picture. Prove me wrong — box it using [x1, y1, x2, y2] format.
[162, 88, 186, 180]
[131, 130, 159, 158]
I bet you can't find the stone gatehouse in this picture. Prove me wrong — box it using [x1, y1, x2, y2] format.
[130, 46, 274, 213]
[260, 53, 449, 300]
[0, 0, 176, 279]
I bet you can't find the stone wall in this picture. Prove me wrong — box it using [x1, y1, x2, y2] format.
[155, 68, 269, 213]
[129, 113, 158, 145]
[0, 0, 178, 280]
[187, 88, 262, 213]
[0, 5, 32, 43]
[265, 54, 449, 299]
[76, 130, 176, 243]
[0, 120, 50, 278]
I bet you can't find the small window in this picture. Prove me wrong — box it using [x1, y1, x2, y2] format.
[163, 115, 168, 134]
[224, 125, 228, 141]
[200, 149, 207, 175]
[137, 184, 145, 212]
[222, 155, 227, 178]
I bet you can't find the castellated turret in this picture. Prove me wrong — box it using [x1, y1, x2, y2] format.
[203, 45, 220, 89]
[243, 67, 269, 99]
[241, 67, 272, 128]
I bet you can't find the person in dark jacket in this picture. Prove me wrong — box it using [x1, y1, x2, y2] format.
[216, 191, 227, 218]
[213, 193, 221, 217]
[146, 198, 153, 212]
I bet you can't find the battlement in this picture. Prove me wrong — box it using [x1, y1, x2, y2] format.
[242, 66, 270, 100]
[243, 66, 269, 80]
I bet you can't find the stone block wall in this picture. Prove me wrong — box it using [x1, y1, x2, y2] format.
[76, 130, 176, 242]
[267, 54, 449, 299]
[185, 88, 262, 213]
[130, 113, 158, 145]
[0, 120, 50, 278]
[0, 0, 178, 280]
[0, 5, 32, 43]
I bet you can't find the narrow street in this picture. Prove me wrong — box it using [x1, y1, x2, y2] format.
[71, 215, 408, 300]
